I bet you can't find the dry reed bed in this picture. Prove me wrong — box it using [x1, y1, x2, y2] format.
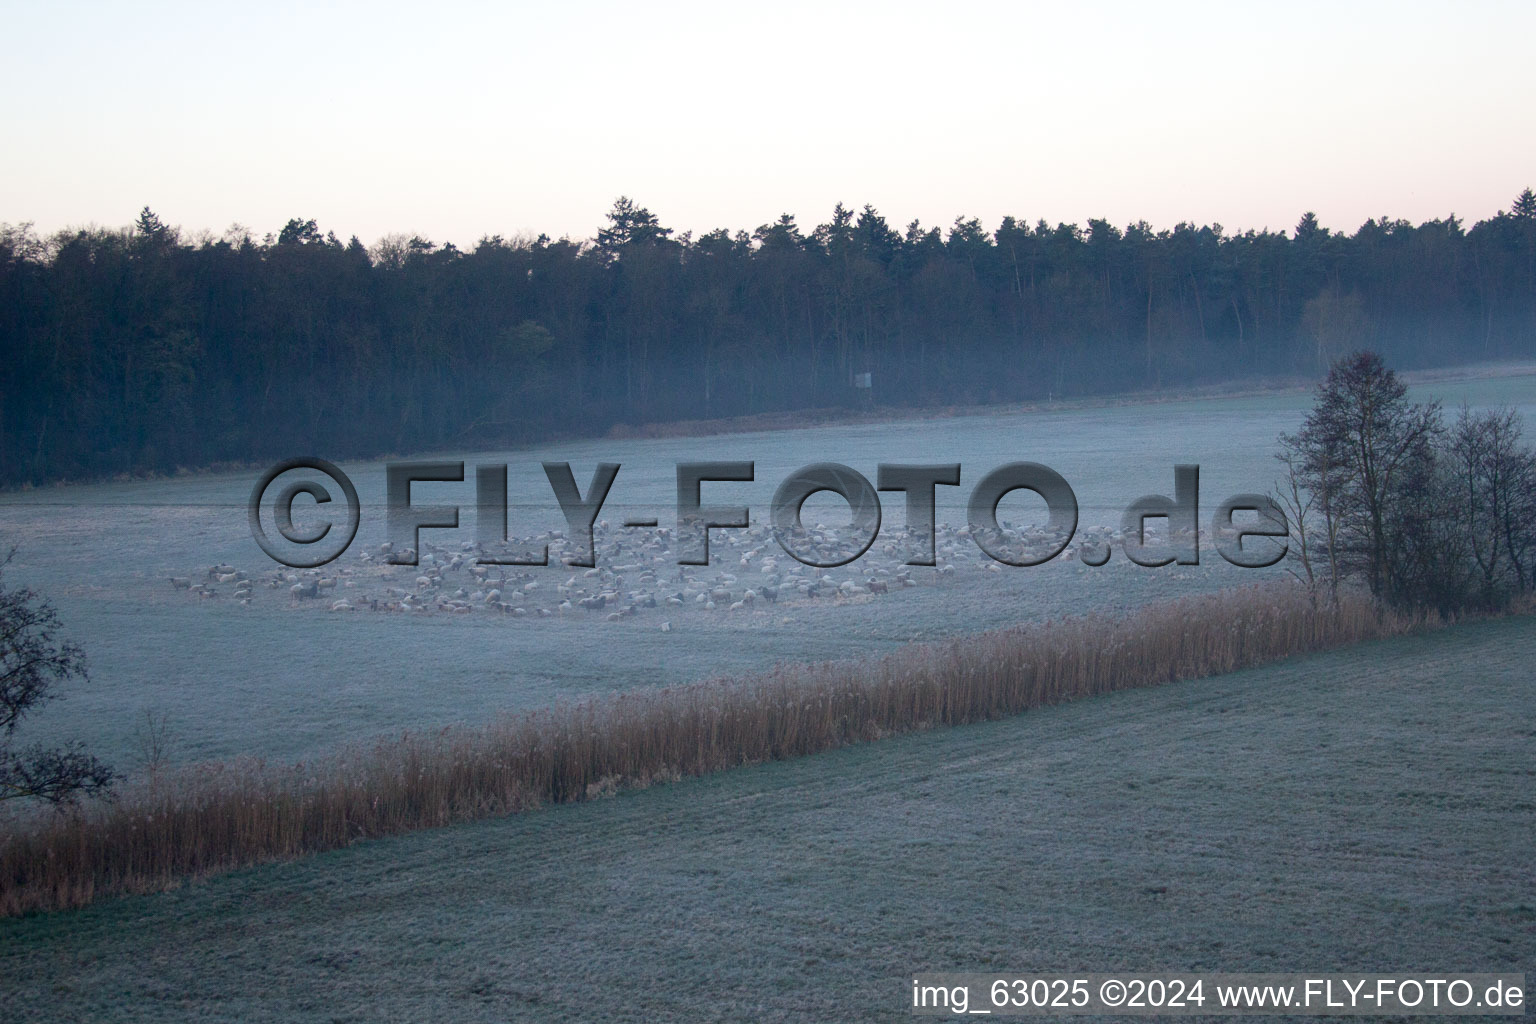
[0, 584, 1423, 917]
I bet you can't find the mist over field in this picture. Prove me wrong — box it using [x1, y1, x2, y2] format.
[1, 367, 1531, 770]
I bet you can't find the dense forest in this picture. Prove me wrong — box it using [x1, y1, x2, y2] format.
[2, 191, 1534, 486]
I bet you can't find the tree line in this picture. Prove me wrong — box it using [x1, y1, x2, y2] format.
[2, 191, 1534, 486]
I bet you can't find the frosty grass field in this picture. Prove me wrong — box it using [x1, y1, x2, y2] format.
[3, 616, 1532, 1021]
[1, 367, 1532, 772]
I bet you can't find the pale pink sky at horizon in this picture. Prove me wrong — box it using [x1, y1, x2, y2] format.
[5, 0, 1534, 247]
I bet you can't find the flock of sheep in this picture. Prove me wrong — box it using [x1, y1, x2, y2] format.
[170, 520, 1143, 627]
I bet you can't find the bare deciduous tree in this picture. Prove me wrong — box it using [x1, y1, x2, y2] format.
[1284, 352, 1442, 604]
[0, 548, 116, 805]
[1278, 355, 1536, 613]
[1274, 446, 1329, 604]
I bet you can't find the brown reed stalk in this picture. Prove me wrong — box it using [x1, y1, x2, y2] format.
[0, 583, 1432, 917]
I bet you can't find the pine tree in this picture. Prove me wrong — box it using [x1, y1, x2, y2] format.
[1512, 187, 1536, 220]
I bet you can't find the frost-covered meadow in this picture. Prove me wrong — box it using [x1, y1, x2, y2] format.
[4, 616, 1531, 1022]
[2, 367, 1533, 768]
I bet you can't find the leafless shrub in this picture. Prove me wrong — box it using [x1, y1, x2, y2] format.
[133, 710, 176, 780]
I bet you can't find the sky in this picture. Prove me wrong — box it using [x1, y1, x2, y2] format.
[5, 0, 1534, 248]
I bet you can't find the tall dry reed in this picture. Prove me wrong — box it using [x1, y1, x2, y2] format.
[0, 584, 1426, 916]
